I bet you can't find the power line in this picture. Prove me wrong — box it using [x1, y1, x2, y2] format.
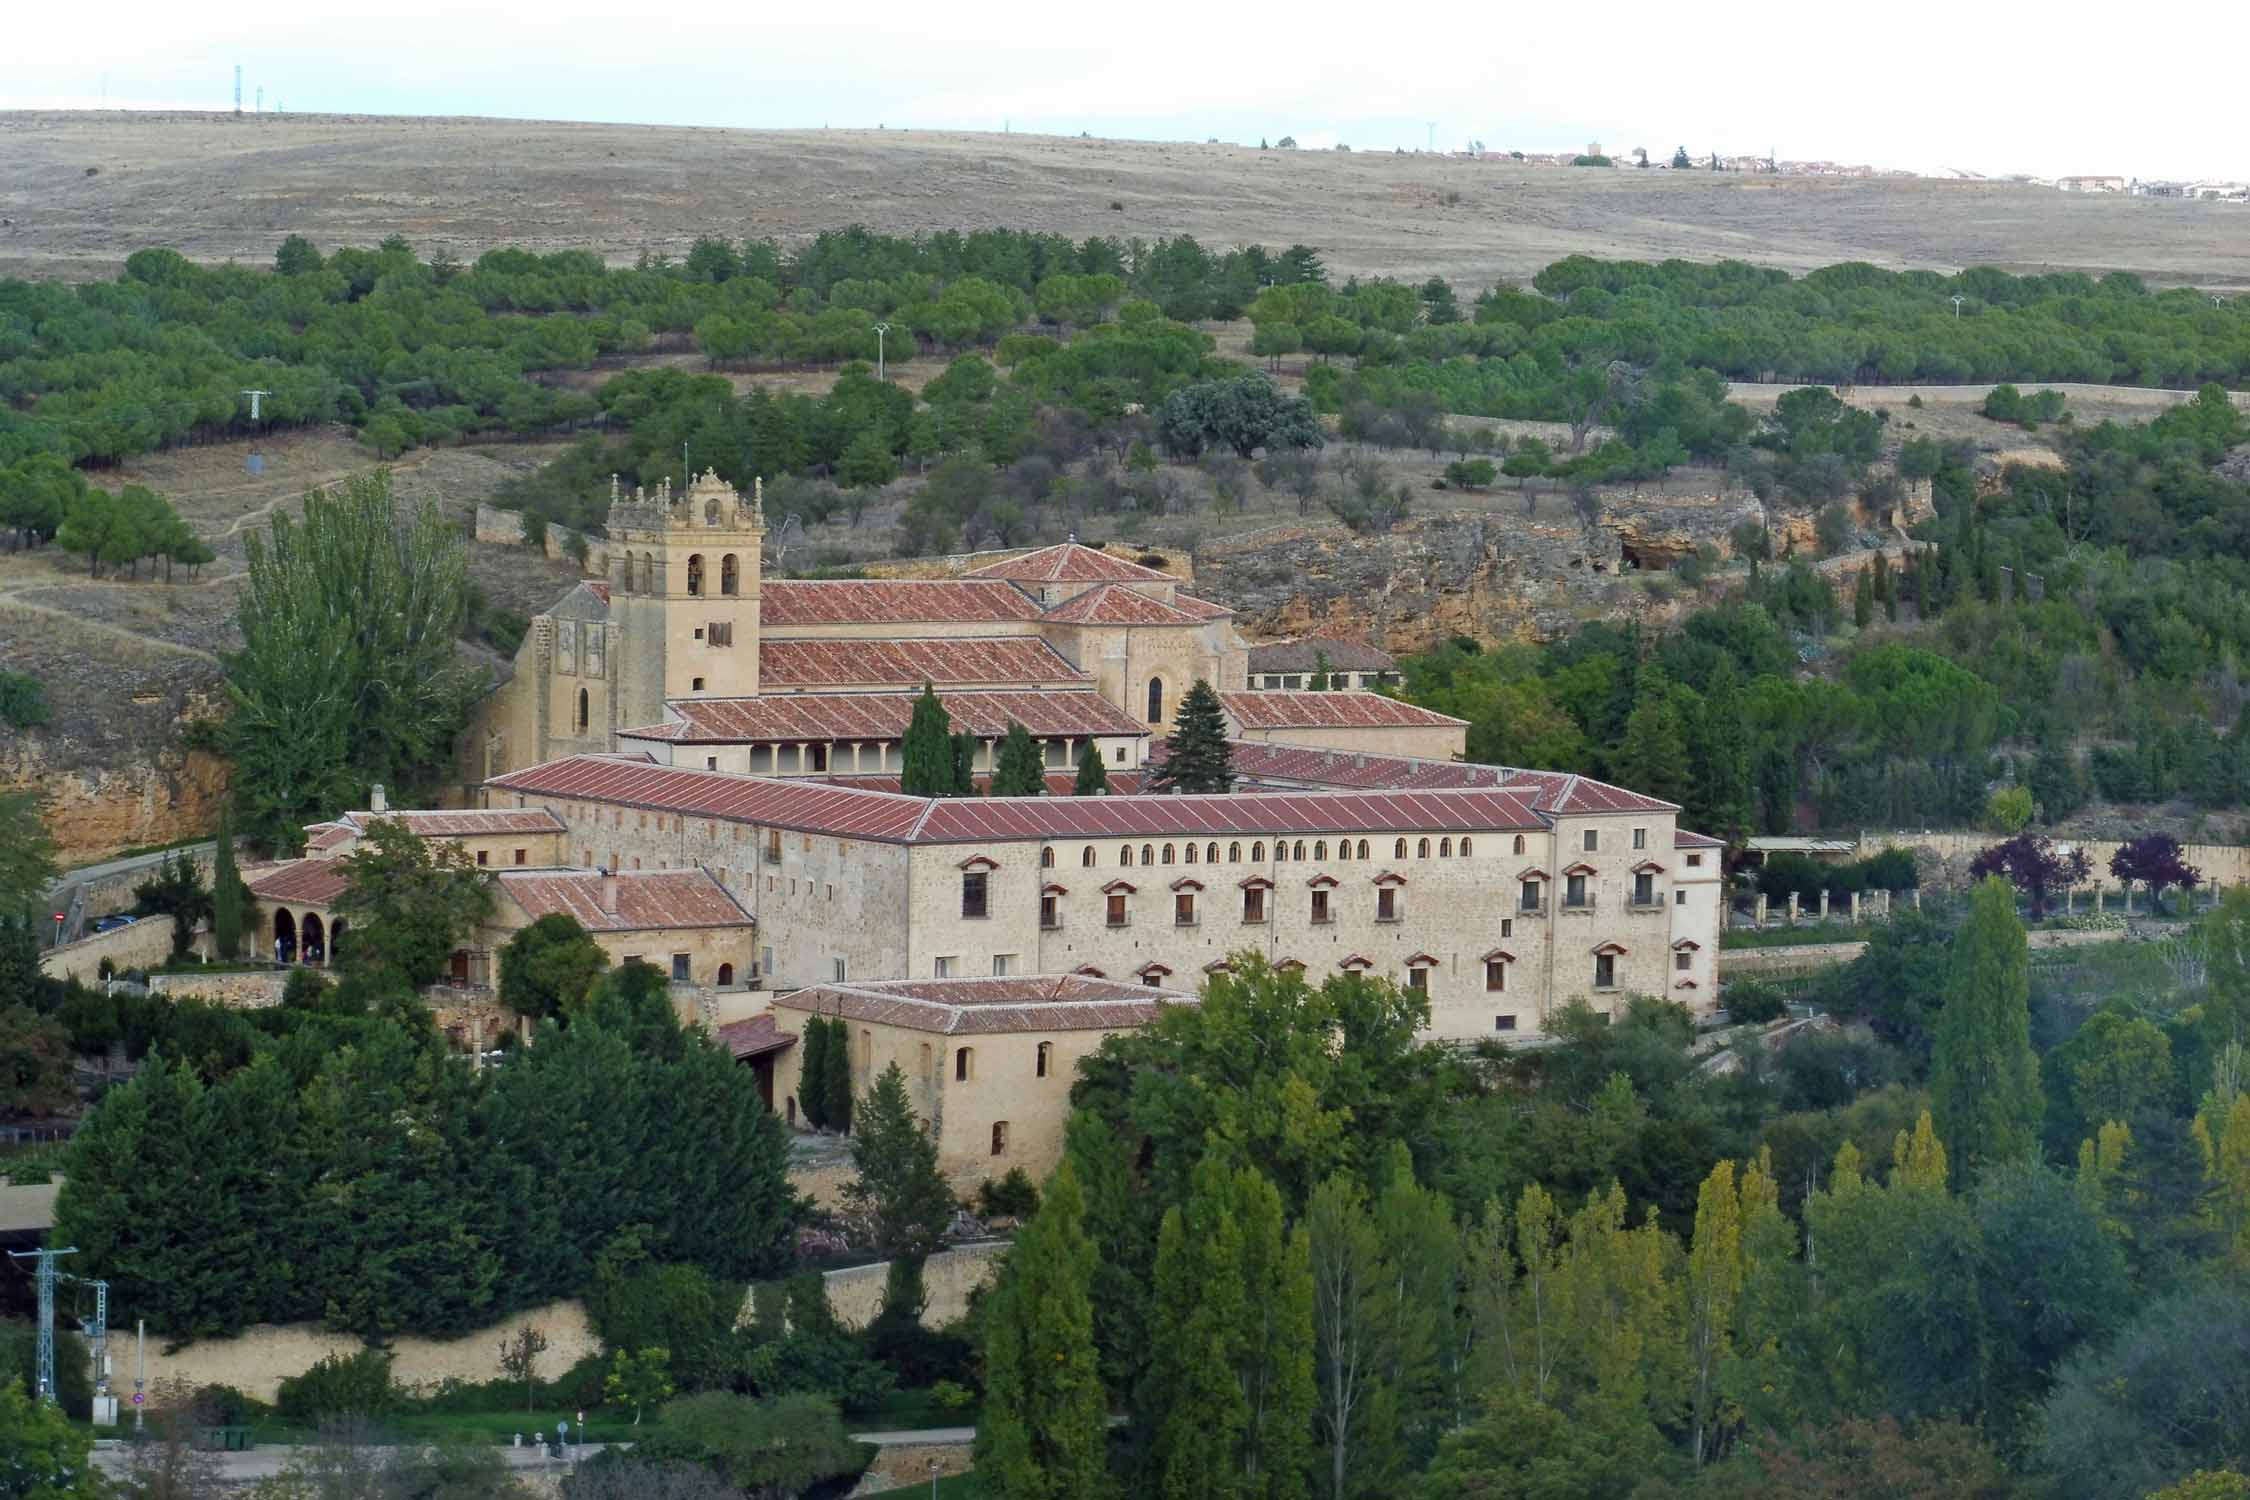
[8, 1248, 78, 1403]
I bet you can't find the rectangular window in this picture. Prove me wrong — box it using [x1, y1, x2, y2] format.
[962, 871, 990, 920]
[1520, 880, 1542, 913]
[1311, 889, 1331, 924]
[934, 957, 952, 978]
[1494, 1014, 1517, 1032]
[1687, 853, 1704, 868]
[1566, 874, 1588, 908]
[1485, 960, 1507, 991]
[707, 757, 719, 771]
[670, 953, 691, 983]
[1107, 892, 1128, 926]
[832, 957, 847, 982]
[1407, 967, 1429, 992]
[1175, 892, 1197, 926]
[514, 848, 527, 866]
[476, 850, 489, 866]
[1595, 953, 1616, 989]
[765, 831, 783, 864]
[993, 954, 1014, 977]
[1584, 829, 1599, 852]
[1633, 827, 1647, 850]
[1376, 887, 1398, 921]
[1634, 872, 1655, 905]
[1676, 889, 1688, 906]
[691, 676, 705, 692]
[1501, 918, 1514, 938]
[1039, 894, 1059, 929]
[1676, 951, 1693, 971]
[1243, 887, 1267, 923]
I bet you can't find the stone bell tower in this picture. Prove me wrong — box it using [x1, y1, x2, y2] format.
[606, 470, 765, 731]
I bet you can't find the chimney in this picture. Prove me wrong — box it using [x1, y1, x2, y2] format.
[369, 783, 387, 814]
[600, 870, 620, 917]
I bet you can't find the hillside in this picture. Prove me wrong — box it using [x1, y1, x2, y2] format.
[7, 112, 2250, 289]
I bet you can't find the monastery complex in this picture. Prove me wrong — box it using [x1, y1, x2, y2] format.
[241, 472, 1723, 1184]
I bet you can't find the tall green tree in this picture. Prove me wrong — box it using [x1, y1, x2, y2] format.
[331, 818, 497, 986]
[0, 1376, 99, 1498]
[900, 685, 955, 797]
[1151, 679, 1234, 794]
[842, 1063, 955, 1263]
[991, 722, 1047, 796]
[977, 1159, 1113, 1500]
[1073, 742, 1111, 796]
[209, 807, 246, 960]
[1610, 674, 1693, 807]
[497, 912, 610, 1021]
[796, 1016, 838, 1130]
[0, 791, 58, 917]
[1932, 878, 2042, 1176]
[222, 471, 484, 853]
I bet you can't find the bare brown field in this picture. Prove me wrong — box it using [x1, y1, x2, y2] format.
[6, 112, 2250, 289]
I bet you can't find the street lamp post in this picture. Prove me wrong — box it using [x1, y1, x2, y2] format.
[874, 323, 891, 382]
[930, 1456, 941, 1500]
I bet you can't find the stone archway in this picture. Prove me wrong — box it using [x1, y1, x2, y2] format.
[301, 912, 327, 966]
[272, 909, 297, 964]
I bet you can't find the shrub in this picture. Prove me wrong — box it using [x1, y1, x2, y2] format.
[276, 1349, 399, 1423]
[1723, 978, 1790, 1025]
[0, 671, 50, 730]
[975, 1168, 1040, 1220]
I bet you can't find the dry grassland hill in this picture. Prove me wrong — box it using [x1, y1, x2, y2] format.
[6, 112, 2250, 289]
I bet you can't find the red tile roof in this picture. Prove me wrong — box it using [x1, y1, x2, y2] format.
[245, 859, 352, 905]
[714, 1013, 795, 1060]
[773, 975, 1192, 1035]
[304, 823, 355, 852]
[489, 755, 1550, 844]
[1038, 584, 1231, 625]
[583, 582, 612, 605]
[963, 543, 1173, 583]
[757, 637, 1087, 690]
[1155, 740, 1679, 814]
[622, 690, 1147, 745]
[1248, 637, 1397, 674]
[1494, 769, 1680, 816]
[497, 869, 754, 932]
[338, 809, 567, 838]
[759, 580, 1042, 626]
[1675, 829, 1726, 849]
[1221, 690, 1468, 731]
[819, 771, 1149, 797]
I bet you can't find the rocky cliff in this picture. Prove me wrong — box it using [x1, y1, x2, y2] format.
[2, 671, 231, 868]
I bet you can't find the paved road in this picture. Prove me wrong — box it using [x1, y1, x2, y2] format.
[90, 1440, 613, 1483]
[850, 1427, 977, 1446]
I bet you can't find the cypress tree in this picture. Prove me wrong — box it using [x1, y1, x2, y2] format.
[1931, 876, 2042, 1176]
[900, 685, 955, 797]
[1611, 675, 1692, 806]
[819, 1017, 854, 1134]
[798, 1017, 833, 1130]
[210, 805, 244, 960]
[992, 722, 1046, 796]
[950, 731, 980, 795]
[976, 1159, 1113, 1500]
[1853, 568, 1875, 628]
[1073, 742, 1111, 797]
[1150, 679, 1234, 794]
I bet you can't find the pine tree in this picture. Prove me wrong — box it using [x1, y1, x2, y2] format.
[1151, 679, 1234, 794]
[842, 1063, 955, 1262]
[1853, 569, 1875, 628]
[1931, 877, 2041, 1176]
[210, 805, 244, 960]
[977, 1159, 1113, 1500]
[992, 722, 1046, 796]
[1073, 742, 1111, 796]
[1689, 665, 1752, 844]
[1611, 675, 1692, 805]
[900, 685, 955, 797]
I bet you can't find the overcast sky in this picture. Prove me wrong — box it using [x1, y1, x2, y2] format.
[9, 0, 2247, 183]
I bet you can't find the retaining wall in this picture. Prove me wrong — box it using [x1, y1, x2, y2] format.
[146, 968, 293, 1008]
[39, 920, 193, 984]
[474, 505, 610, 575]
[812, 1242, 1007, 1332]
[1861, 830, 2250, 892]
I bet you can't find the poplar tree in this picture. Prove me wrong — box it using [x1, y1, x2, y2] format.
[1685, 1159, 1744, 1464]
[977, 1159, 1112, 1500]
[1932, 877, 2042, 1176]
[900, 685, 955, 797]
[1151, 679, 1234, 794]
[991, 722, 1047, 796]
[209, 805, 245, 960]
[1073, 742, 1111, 796]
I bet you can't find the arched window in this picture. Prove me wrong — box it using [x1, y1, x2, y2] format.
[1121, 846, 1134, 867]
[1513, 834, 1526, 856]
[1162, 844, 1176, 865]
[717, 962, 734, 985]
[1338, 840, 1353, 862]
[1147, 677, 1166, 724]
[1275, 841, 1289, 863]
[859, 1028, 873, 1072]
[720, 554, 740, 596]
[1292, 840, 1304, 861]
[1395, 838, 1408, 859]
[705, 497, 722, 526]
[1184, 843, 1198, 864]
[1357, 839, 1370, 860]
[686, 553, 705, 597]
[638, 554, 655, 593]
[955, 1046, 974, 1081]
[1418, 838, 1431, 858]
[1041, 847, 1055, 868]
[1206, 843, 1219, 863]
[991, 1121, 1010, 1155]
[1083, 847, 1097, 868]
[1314, 841, 1328, 860]
[1141, 844, 1154, 866]
[1461, 837, 1474, 856]
[1252, 842, 1266, 861]
[1440, 838, 1453, 857]
[1036, 1041, 1053, 1078]
[920, 1042, 933, 1079]
[1229, 842, 1242, 862]
[576, 688, 590, 733]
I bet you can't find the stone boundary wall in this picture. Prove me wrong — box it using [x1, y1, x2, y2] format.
[1860, 830, 2250, 892]
[1720, 923, 2148, 979]
[815, 1242, 1007, 1332]
[474, 504, 609, 575]
[852, 1440, 974, 1495]
[147, 968, 292, 1008]
[39, 920, 186, 984]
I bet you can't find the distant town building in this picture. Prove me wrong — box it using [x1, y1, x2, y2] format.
[2056, 175, 2129, 193]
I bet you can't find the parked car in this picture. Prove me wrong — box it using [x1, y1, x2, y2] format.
[91, 915, 140, 933]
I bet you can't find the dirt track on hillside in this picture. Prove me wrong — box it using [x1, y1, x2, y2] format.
[6, 113, 2250, 290]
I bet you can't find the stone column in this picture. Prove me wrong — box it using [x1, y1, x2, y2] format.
[2093, 883, 2103, 914]
[1786, 892, 1800, 925]
[2122, 882, 2133, 915]
[1817, 889, 1830, 922]
[1846, 890, 1859, 924]
[2064, 886, 2074, 916]
[1911, 887, 1923, 912]
[1755, 892, 1769, 927]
